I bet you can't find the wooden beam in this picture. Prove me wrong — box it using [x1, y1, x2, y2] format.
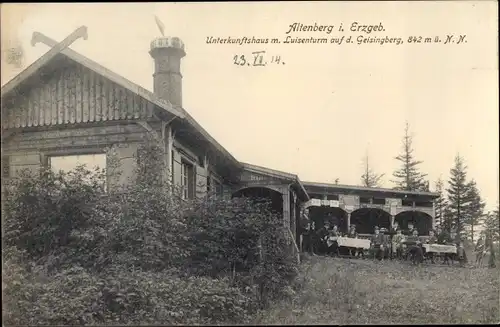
[136, 121, 161, 141]
[2, 26, 88, 97]
[23, 31, 185, 119]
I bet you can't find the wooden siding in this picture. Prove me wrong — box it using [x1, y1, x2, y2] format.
[2, 64, 154, 130]
[2, 124, 147, 152]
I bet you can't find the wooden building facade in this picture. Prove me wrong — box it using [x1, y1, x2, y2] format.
[1, 36, 241, 201]
[303, 181, 439, 236]
[1, 33, 306, 261]
[1, 32, 439, 263]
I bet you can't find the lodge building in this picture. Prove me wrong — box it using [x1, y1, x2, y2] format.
[1, 30, 439, 260]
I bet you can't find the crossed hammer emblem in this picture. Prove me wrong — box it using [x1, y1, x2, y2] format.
[31, 25, 88, 56]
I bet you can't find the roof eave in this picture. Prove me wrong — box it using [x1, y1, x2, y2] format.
[302, 181, 440, 198]
[241, 162, 310, 200]
[180, 111, 242, 170]
[295, 176, 310, 201]
[241, 162, 296, 180]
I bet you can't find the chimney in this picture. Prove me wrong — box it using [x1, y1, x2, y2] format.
[149, 37, 186, 107]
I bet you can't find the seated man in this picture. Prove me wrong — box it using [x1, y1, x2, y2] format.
[346, 224, 362, 258]
[405, 229, 424, 264]
[436, 227, 454, 264]
[379, 228, 390, 259]
[325, 224, 341, 257]
[316, 221, 331, 256]
[391, 228, 406, 260]
[370, 226, 385, 261]
[436, 227, 451, 244]
[347, 224, 358, 238]
[424, 229, 438, 264]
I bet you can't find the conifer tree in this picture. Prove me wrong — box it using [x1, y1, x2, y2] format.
[361, 153, 384, 188]
[446, 154, 471, 238]
[463, 179, 485, 243]
[434, 177, 448, 228]
[484, 207, 499, 268]
[483, 206, 499, 244]
[392, 122, 428, 191]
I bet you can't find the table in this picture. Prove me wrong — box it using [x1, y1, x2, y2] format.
[337, 237, 371, 250]
[423, 244, 457, 254]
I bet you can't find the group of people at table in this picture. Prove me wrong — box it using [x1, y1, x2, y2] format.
[299, 214, 468, 265]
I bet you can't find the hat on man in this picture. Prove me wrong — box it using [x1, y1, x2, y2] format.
[350, 224, 356, 229]
[374, 226, 380, 231]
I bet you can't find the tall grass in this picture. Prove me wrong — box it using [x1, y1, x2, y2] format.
[256, 255, 500, 325]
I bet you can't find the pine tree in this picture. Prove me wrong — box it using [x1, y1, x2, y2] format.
[434, 177, 448, 228]
[446, 154, 471, 238]
[484, 207, 499, 268]
[361, 153, 384, 188]
[463, 180, 485, 243]
[442, 207, 455, 233]
[422, 180, 430, 192]
[391, 122, 428, 191]
[483, 206, 499, 244]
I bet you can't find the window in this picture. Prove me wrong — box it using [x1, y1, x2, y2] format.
[49, 153, 106, 173]
[402, 199, 414, 207]
[180, 160, 195, 199]
[326, 194, 339, 201]
[372, 198, 386, 205]
[214, 180, 223, 198]
[360, 197, 371, 204]
[415, 201, 433, 208]
[48, 153, 107, 187]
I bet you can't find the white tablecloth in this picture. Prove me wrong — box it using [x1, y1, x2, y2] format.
[423, 244, 457, 254]
[337, 237, 371, 249]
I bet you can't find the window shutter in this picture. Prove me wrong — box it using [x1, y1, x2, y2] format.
[2, 155, 10, 178]
[196, 165, 207, 198]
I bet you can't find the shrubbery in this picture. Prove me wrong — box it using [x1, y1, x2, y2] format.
[3, 261, 257, 325]
[2, 136, 298, 325]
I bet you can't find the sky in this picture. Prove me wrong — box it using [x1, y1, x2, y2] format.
[1, 2, 498, 211]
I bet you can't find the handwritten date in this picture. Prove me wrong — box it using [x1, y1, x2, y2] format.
[233, 51, 285, 67]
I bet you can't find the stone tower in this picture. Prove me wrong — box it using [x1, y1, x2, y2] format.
[149, 36, 185, 107]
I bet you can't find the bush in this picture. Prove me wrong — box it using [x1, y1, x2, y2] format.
[183, 195, 299, 306]
[3, 167, 107, 264]
[2, 136, 300, 323]
[183, 197, 268, 276]
[2, 257, 258, 325]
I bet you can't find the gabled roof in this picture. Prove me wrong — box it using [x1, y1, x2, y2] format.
[1, 32, 184, 119]
[1, 32, 241, 170]
[302, 180, 440, 198]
